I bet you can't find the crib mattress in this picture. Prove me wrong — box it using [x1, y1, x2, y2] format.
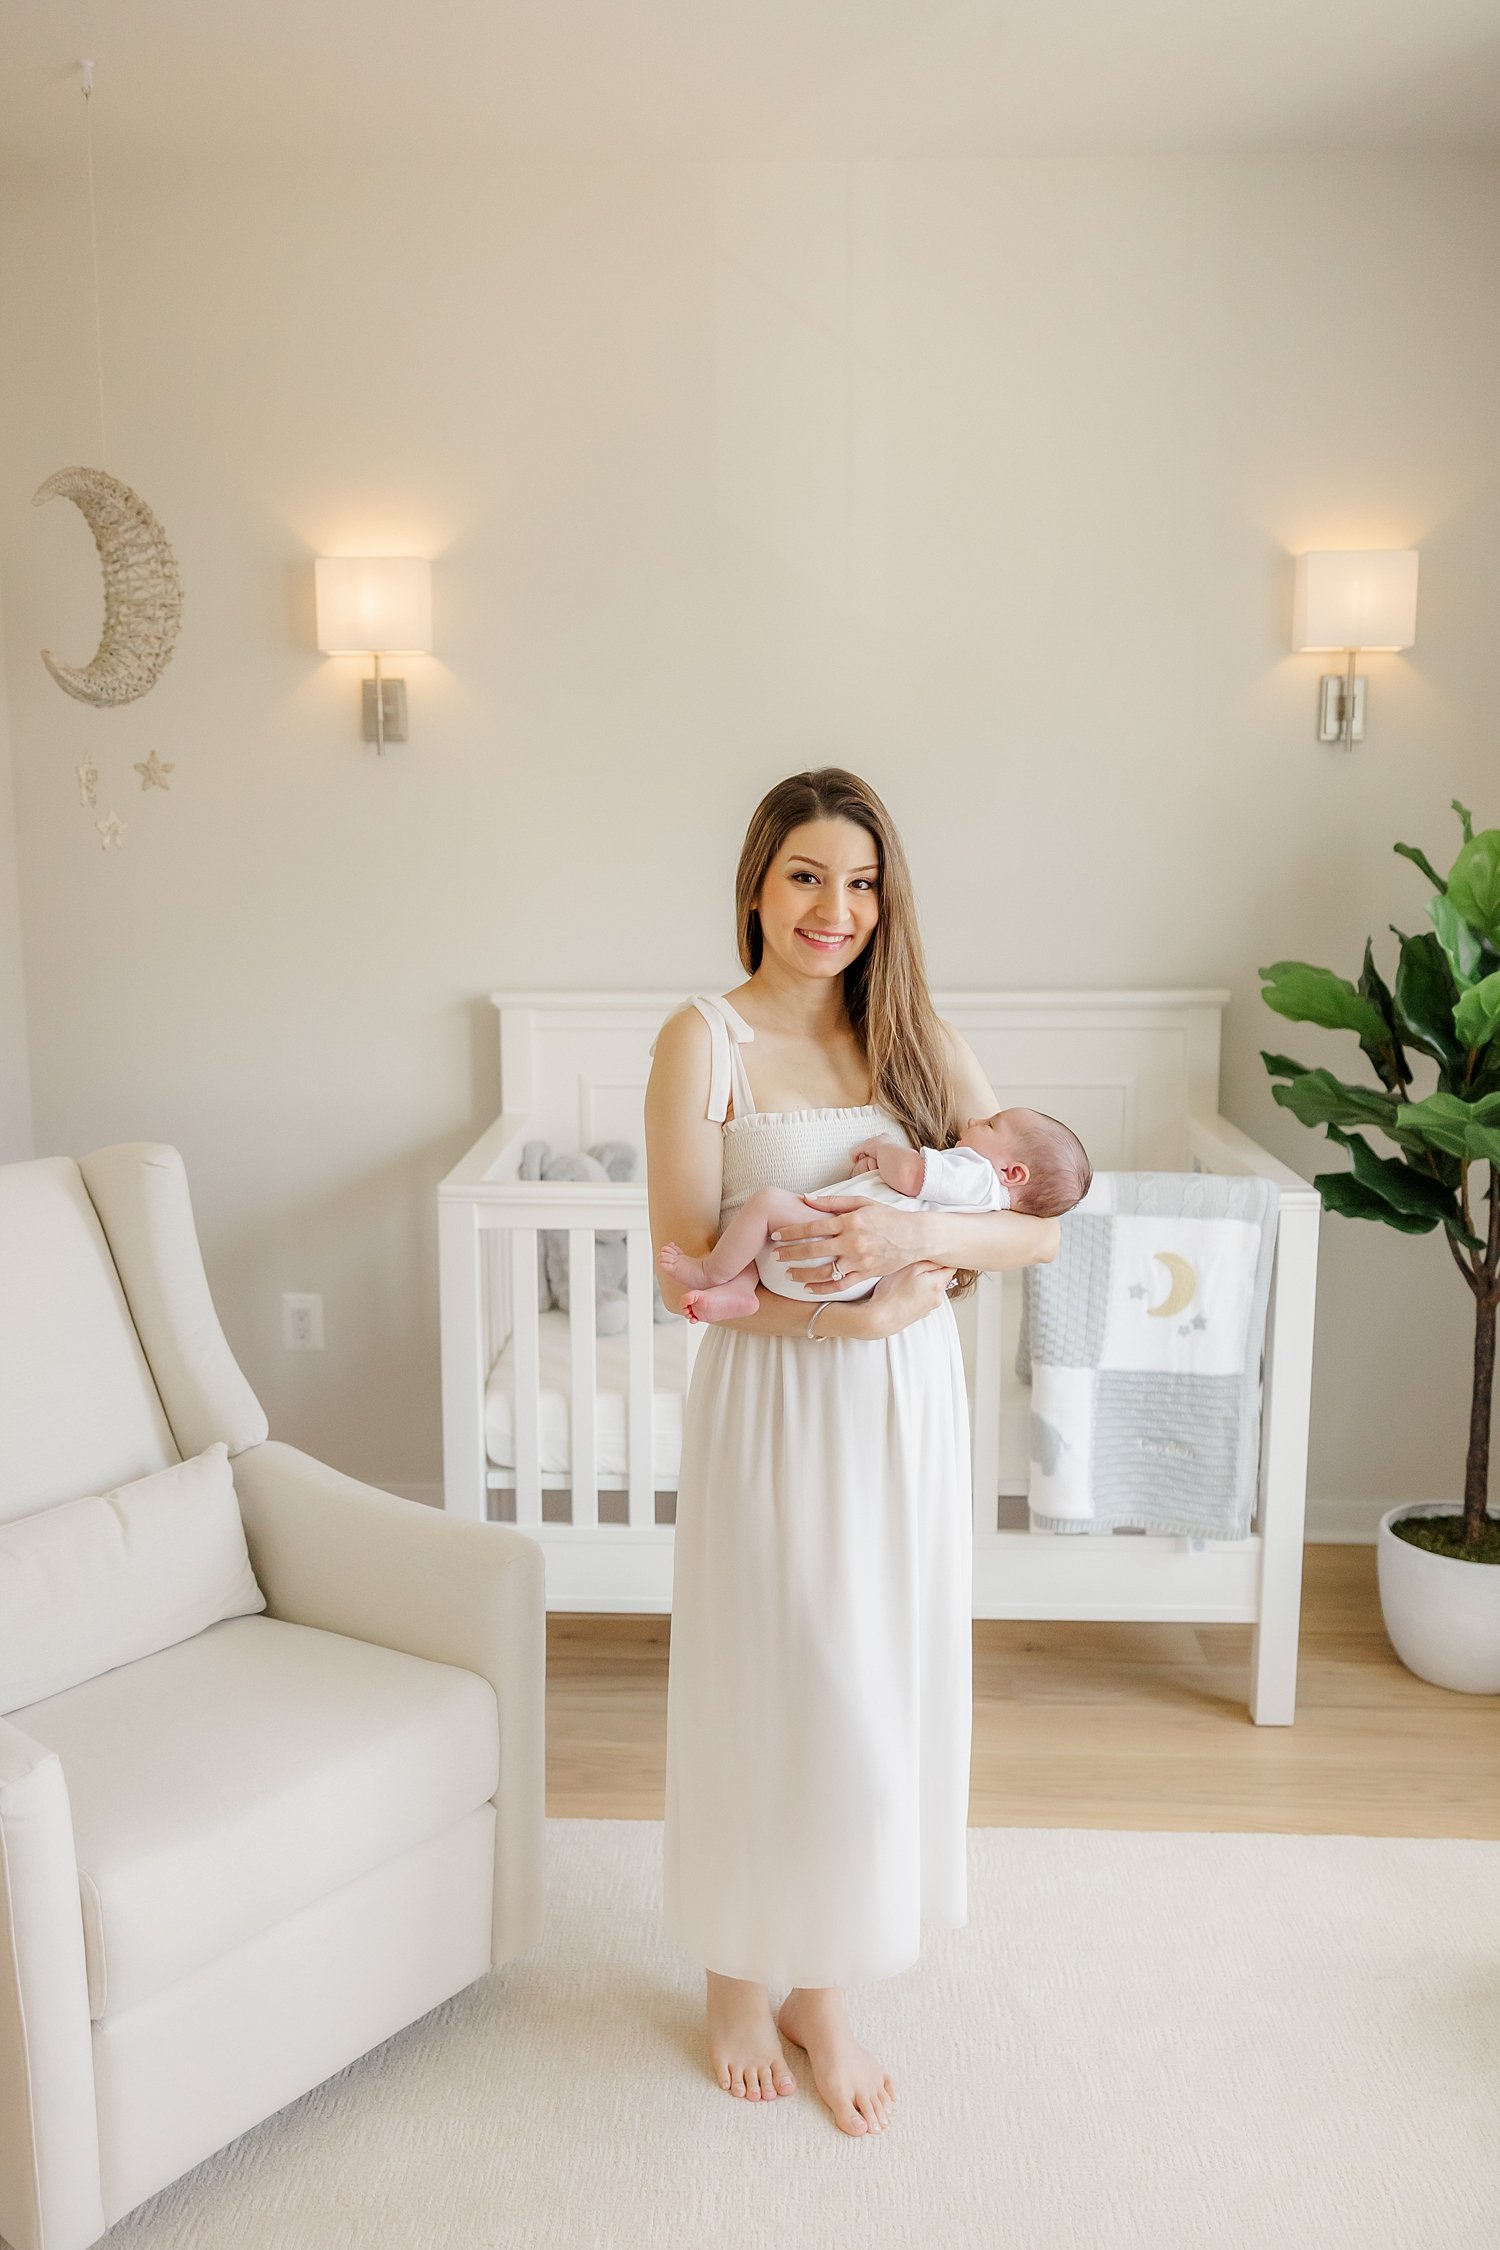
[484, 1309, 692, 1480]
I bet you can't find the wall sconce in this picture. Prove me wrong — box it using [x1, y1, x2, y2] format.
[314, 556, 433, 753]
[1291, 549, 1418, 751]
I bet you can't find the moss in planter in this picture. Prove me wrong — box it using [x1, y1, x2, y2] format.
[1390, 1516, 1500, 1564]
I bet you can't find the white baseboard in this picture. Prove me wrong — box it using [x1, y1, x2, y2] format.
[1305, 1494, 1431, 1543]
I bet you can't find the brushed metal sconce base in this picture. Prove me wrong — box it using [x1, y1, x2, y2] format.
[361, 675, 408, 749]
[1318, 671, 1365, 747]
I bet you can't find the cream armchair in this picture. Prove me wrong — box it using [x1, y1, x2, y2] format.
[0, 1144, 544, 2250]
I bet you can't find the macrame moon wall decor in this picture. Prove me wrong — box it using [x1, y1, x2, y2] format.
[33, 466, 184, 706]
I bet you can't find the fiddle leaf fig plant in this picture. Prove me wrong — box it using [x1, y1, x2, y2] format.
[1259, 800, 1500, 1562]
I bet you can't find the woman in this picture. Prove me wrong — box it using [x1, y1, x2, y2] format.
[644, 769, 1060, 2138]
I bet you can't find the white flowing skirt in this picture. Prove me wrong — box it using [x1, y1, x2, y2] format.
[663, 1299, 973, 1988]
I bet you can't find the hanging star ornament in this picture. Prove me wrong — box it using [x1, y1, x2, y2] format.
[133, 748, 174, 791]
[96, 810, 125, 850]
[76, 758, 99, 807]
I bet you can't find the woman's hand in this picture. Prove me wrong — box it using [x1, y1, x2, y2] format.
[769, 1195, 929, 1294]
[861, 1261, 957, 1337]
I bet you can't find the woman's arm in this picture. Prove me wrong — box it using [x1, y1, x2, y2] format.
[644, 1007, 732, 1319]
[912, 1205, 1060, 1272]
[702, 1285, 877, 1340]
[771, 1195, 1057, 1284]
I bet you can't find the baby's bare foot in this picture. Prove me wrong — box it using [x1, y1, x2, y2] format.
[776, 1987, 897, 2137]
[706, 1972, 798, 2101]
[658, 1242, 708, 1289]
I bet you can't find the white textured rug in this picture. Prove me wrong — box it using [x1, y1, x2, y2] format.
[101, 1820, 1500, 2250]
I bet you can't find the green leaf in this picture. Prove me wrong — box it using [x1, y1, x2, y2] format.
[1388, 1089, 1500, 1163]
[1356, 937, 1413, 1091]
[1323, 1123, 1485, 1251]
[1453, 967, 1500, 1051]
[1257, 961, 1390, 1045]
[1446, 830, 1500, 947]
[1271, 1069, 1401, 1137]
[1313, 1170, 1438, 1235]
[1391, 931, 1464, 1078]
[1261, 1050, 1314, 1083]
[1395, 840, 1447, 892]
[1454, 799, 1475, 845]
[1429, 892, 1485, 991]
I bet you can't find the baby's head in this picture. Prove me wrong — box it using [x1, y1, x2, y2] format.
[958, 1107, 1091, 1219]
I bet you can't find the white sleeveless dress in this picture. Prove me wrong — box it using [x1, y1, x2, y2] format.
[659, 992, 974, 1988]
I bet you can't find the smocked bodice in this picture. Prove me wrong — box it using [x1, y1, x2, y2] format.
[719, 1106, 910, 1222]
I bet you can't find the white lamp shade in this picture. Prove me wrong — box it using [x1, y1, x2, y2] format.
[1291, 550, 1418, 652]
[314, 557, 432, 654]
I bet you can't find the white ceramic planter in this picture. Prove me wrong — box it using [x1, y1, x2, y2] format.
[1376, 1503, 1500, 1693]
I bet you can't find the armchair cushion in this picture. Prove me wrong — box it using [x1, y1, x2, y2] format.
[15, 1612, 500, 2020]
[0, 1443, 266, 1715]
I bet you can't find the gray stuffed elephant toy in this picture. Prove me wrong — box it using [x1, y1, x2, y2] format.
[519, 1138, 678, 1335]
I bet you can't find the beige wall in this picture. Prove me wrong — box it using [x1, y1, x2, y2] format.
[1, 153, 1497, 1517]
[0, 594, 32, 1162]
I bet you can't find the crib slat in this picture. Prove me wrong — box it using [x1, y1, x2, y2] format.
[510, 1229, 542, 1527]
[626, 1227, 654, 1530]
[973, 1270, 1003, 1538]
[569, 1228, 599, 1528]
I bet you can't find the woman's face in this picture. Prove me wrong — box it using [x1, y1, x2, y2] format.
[755, 817, 880, 978]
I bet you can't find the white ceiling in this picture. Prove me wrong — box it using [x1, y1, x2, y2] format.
[3, 0, 1500, 172]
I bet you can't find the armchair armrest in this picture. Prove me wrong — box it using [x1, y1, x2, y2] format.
[0, 1718, 104, 2250]
[230, 1440, 545, 1966]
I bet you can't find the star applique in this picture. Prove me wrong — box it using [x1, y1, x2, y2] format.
[76, 758, 99, 808]
[1177, 1312, 1208, 1337]
[1127, 1282, 1148, 1300]
[96, 811, 126, 851]
[133, 749, 175, 792]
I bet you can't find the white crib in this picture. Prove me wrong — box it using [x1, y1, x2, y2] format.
[438, 988, 1320, 1724]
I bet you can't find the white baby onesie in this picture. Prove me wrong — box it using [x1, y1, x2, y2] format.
[755, 1142, 1011, 1305]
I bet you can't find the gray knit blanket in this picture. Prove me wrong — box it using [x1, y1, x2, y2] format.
[1016, 1171, 1280, 1538]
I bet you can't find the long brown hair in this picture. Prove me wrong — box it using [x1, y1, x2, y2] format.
[734, 767, 980, 1301]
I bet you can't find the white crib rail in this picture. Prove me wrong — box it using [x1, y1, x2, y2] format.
[439, 1137, 704, 1540]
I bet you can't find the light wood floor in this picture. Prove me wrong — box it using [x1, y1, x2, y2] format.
[546, 1545, 1500, 1837]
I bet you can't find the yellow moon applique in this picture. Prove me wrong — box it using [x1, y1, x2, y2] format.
[1147, 1250, 1197, 1319]
[33, 466, 184, 706]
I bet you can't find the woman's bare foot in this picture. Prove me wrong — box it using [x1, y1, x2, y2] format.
[705, 1971, 798, 2101]
[775, 1987, 897, 2136]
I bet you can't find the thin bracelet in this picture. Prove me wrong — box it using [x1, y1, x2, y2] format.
[806, 1299, 836, 1341]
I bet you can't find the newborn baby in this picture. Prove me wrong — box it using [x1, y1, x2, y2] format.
[659, 1106, 1091, 1323]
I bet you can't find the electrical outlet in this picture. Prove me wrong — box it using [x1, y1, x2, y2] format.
[282, 1293, 324, 1351]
